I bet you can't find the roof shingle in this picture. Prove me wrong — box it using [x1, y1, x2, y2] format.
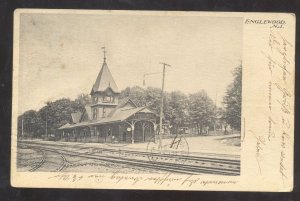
[59, 106, 152, 129]
[91, 62, 119, 94]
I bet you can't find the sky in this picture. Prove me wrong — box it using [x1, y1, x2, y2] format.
[18, 12, 243, 115]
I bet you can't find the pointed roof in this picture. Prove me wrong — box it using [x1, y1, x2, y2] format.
[91, 61, 120, 94]
[58, 123, 71, 130]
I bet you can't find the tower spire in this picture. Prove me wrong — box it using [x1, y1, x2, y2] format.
[91, 46, 119, 95]
[102, 46, 106, 63]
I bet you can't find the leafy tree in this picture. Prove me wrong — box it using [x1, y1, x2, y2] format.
[120, 86, 147, 106]
[120, 86, 175, 128]
[38, 98, 83, 137]
[223, 65, 242, 130]
[188, 90, 216, 134]
[216, 107, 230, 134]
[119, 86, 166, 116]
[18, 110, 44, 138]
[18, 85, 224, 138]
[166, 91, 188, 133]
[75, 93, 92, 111]
[144, 87, 165, 115]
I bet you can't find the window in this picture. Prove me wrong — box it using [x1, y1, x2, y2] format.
[93, 108, 97, 119]
[93, 97, 98, 103]
[103, 107, 106, 117]
[103, 96, 113, 103]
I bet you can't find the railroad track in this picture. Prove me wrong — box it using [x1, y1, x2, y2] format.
[20, 140, 239, 158]
[57, 154, 68, 172]
[19, 140, 240, 164]
[28, 148, 46, 172]
[92, 147, 240, 165]
[19, 141, 240, 175]
[20, 144, 70, 172]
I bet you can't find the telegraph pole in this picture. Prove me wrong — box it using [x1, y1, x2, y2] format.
[159, 62, 171, 141]
[45, 109, 48, 138]
[21, 118, 24, 137]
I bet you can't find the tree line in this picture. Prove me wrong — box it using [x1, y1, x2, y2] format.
[18, 65, 241, 137]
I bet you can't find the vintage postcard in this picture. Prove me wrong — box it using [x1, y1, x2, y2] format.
[11, 9, 295, 191]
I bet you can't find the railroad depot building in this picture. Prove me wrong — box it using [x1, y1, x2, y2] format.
[58, 53, 157, 144]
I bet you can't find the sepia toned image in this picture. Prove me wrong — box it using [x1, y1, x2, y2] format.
[11, 10, 295, 191]
[15, 12, 242, 175]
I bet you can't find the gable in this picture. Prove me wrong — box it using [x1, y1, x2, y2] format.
[105, 98, 137, 118]
[118, 98, 137, 108]
[121, 101, 137, 110]
[80, 112, 90, 122]
[138, 108, 154, 114]
[71, 112, 82, 123]
[79, 105, 92, 122]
